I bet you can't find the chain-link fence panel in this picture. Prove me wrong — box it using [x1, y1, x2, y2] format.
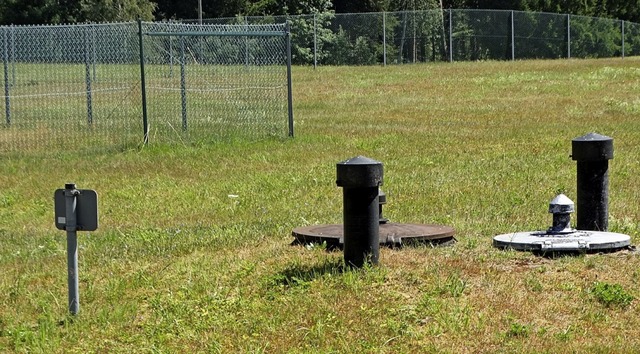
[570, 15, 622, 58]
[321, 13, 384, 65]
[513, 11, 567, 59]
[625, 21, 640, 57]
[0, 23, 141, 155]
[388, 10, 448, 64]
[141, 21, 291, 144]
[190, 10, 639, 66]
[450, 9, 512, 61]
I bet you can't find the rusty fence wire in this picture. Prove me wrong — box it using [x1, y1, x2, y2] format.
[0, 21, 292, 155]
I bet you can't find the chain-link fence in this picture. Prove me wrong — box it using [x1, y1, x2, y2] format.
[0, 22, 141, 154]
[206, 9, 639, 65]
[0, 21, 292, 154]
[1, 10, 638, 154]
[141, 21, 292, 145]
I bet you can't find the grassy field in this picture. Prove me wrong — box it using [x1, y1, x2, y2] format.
[1, 57, 640, 353]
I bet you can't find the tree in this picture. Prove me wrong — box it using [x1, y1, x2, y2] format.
[0, 0, 156, 25]
[81, 0, 157, 22]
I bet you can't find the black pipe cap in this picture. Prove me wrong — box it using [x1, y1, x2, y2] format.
[571, 132, 613, 161]
[336, 156, 383, 188]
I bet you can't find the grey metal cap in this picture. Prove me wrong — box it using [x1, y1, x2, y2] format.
[336, 156, 383, 188]
[549, 194, 574, 214]
[571, 132, 614, 161]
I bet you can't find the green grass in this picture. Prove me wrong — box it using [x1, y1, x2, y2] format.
[1, 58, 640, 352]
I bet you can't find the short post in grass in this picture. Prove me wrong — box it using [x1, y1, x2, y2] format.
[336, 156, 383, 268]
[54, 183, 99, 315]
[571, 133, 613, 231]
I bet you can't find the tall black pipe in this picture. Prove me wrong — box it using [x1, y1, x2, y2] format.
[571, 133, 613, 231]
[336, 156, 383, 268]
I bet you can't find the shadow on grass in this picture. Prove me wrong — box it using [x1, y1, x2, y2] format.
[268, 258, 346, 289]
[532, 245, 636, 259]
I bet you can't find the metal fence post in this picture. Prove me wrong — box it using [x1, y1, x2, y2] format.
[412, 10, 416, 63]
[449, 9, 453, 62]
[567, 14, 571, 59]
[92, 24, 97, 82]
[510, 10, 515, 60]
[179, 35, 187, 131]
[313, 13, 317, 69]
[10, 25, 15, 87]
[84, 25, 93, 126]
[245, 18, 250, 67]
[138, 20, 149, 145]
[383, 12, 387, 66]
[169, 20, 174, 78]
[286, 21, 294, 137]
[3, 28, 10, 126]
[621, 20, 625, 59]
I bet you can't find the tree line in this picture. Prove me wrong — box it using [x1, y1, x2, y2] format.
[0, 0, 638, 26]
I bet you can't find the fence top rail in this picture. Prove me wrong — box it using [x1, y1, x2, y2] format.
[145, 30, 287, 37]
[142, 21, 286, 32]
[0, 21, 136, 30]
[187, 9, 640, 27]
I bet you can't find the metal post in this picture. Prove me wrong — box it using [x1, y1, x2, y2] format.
[91, 24, 97, 82]
[567, 14, 571, 59]
[64, 183, 80, 315]
[138, 19, 149, 145]
[169, 32, 174, 77]
[84, 26, 93, 126]
[571, 133, 614, 231]
[510, 11, 515, 61]
[383, 12, 387, 66]
[412, 10, 416, 63]
[313, 14, 317, 69]
[180, 36, 187, 131]
[10, 25, 15, 87]
[286, 22, 294, 137]
[336, 156, 383, 268]
[449, 9, 453, 62]
[3, 28, 10, 126]
[621, 20, 625, 59]
[245, 19, 250, 67]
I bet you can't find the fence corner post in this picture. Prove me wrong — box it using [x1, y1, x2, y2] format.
[621, 20, 625, 59]
[383, 12, 387, 66]
[286, 21, 294, 137]
[138, 19, 149, 145]
[3, 27, 10, 126]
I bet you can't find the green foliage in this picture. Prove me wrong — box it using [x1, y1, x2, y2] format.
[506, 322, 530, 338]
[0, 0, 156, 24]
[590, 282, 635, 308]
[289, 12, 337, 65]
[80, 0, 157, 22]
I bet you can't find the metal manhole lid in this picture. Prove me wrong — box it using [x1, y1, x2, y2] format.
[493, 231, 631, 252]
[292, 223, 455, 247]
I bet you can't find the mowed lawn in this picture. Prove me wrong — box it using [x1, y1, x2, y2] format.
[1, 57, 640, 352]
